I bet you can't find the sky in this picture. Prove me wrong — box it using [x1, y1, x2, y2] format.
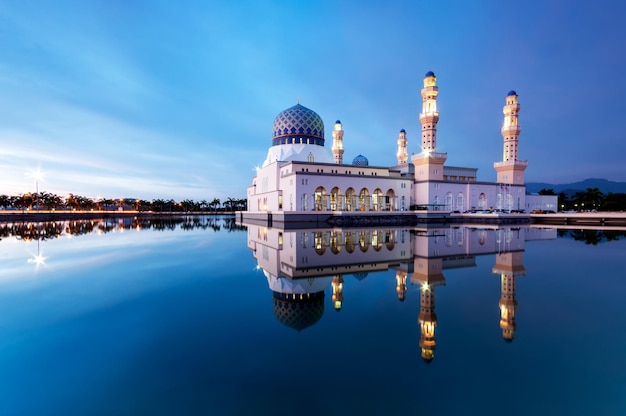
[1, 0, 625, 201]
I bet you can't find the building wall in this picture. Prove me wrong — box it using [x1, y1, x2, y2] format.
[526, 194, 558, 212]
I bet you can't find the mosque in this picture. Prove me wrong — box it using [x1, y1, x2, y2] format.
[242, 71, 556, 225]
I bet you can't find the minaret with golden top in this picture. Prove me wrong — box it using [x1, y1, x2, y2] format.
[494, 91, 527, 184]
[412, 71, 447, 181]
[331, 120, 344, 164]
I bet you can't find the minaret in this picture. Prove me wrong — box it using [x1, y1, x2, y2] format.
[331, 275, 344, 311]
[412, 71, 447, 181]
[420, 71, 439, 152]
[396, 129, 408, 165]
[492, 251, 526, 341]
[331, 120, 344, 165]
[494, 91, 528, 184]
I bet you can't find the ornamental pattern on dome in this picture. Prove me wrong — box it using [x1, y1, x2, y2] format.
[273, 291, 325, 331]
[352, 154, 369, 167]
[272, 104, 325, 147]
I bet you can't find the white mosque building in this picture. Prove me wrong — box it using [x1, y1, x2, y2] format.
[243, 71, 556, 225]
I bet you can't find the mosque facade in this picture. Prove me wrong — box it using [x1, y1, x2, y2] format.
[245, 71, 556, 221]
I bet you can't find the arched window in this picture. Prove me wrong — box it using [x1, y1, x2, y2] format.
[372, 188, 383, 211]
[345, 188, 355, 212]
[330, 187, 341, 211]
[456, 192, 464, 212]
[478, 193, 487, 210]
[444, 192, 453, 211]
[301, 194, 308, 211]
[385, 189, 395, 211]
[314, 186, 326, 211]
[358, 188, 370, 212]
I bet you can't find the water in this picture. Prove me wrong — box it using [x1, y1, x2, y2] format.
[0, 217, 624, 415]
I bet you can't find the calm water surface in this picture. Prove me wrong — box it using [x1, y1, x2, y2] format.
[0, 217, 624, 416]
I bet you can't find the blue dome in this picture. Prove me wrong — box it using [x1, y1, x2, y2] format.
[425, 71, 435, 77]
[507, 90, 518, 97]
[335, 120, 341, 124]
[272, 104, 325, 147]
[352, 154, 369, 167]
[400, 128, 406, 133]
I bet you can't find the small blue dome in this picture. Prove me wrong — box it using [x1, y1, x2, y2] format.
[352, 154, 369, 167]
[335, 120, 341, 124]
[400, 128, 406, 133]
[425, 71, 435, 77]
[507, 90, 517, 97]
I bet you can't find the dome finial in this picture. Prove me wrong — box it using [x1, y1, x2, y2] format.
[297, 95, 300, 104]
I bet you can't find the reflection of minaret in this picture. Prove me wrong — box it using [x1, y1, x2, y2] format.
[331, 275, 344, 311]
[492, 252, 526, 341]
[411, 257, 446, 362]
[396, 129, 408, 165]
[395, 271, 407, 301]
[331, 120, 344, 164]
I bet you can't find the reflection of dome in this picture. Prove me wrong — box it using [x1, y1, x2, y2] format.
[273, 291, 325, 331]
[352, 154, 369, 167]
[507, 90, 517, 97]
[353, 272, 368, 281]
[272, 104, 325, 146]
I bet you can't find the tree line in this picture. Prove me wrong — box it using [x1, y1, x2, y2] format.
[0, 192, 247, 212]
[538, 187, 626, 211]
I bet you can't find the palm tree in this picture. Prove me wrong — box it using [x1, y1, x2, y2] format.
[585, 187, 603, 211]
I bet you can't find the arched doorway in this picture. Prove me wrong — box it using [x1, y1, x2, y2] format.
[358, 188, 370, 212]
[345, 188, 355, 212]
[314, 186, 327, 211]
[372, 188, 383, 211]
[385, 189, 395, 211]
[330, 187, 341, 211]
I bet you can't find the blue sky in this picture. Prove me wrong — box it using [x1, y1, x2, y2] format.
[1, 0, 624, 200]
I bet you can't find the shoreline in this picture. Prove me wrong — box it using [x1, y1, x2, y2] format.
[0, 210, 235, 222]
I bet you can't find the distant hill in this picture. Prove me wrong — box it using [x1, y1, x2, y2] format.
[526, 178, 626, 195]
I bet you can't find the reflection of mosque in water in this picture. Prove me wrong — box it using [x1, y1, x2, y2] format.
[247, 225, 556, 361]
